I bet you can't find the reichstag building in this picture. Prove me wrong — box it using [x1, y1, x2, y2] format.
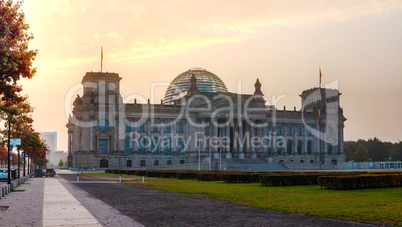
[67, 68, 346, 170]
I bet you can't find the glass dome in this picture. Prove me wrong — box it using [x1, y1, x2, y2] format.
[164, 68, 228, 104]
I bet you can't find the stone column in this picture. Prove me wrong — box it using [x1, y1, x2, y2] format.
[293, 126, 297, 155]
[172, 122, 177, 154]
[250, 125, 257, 158]
[238, 119, 245, 159]
[340, 125, 344, 154]
[303, 127, 307, 154]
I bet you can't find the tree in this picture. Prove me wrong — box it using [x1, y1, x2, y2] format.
[344, 145, 353, 161]
[64, 160, 68, 167]
[352, 144, 369, 162]
[58, 159, 64, 167]
[365, 137, 390, 161]
[0, 0, 38, 106]
[390, 142, 402, 161]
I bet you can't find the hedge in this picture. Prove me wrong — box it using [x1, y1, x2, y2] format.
[198, 172, 224, 181]
[223, 173, 261, 183]
[176, 172, 198, 180]
[318, 174, 402, 190]
[260, 174, 320, 186]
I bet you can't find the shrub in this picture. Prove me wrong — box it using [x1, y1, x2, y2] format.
[198, 172, 224, 181]
[223, 173, 260, 183]
[318, 174, 402, 190]
[260, 174, 319, 186]
[176, 172, 198, 180]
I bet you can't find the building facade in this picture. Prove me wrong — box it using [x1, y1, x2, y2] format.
[67, 68, 346, 169]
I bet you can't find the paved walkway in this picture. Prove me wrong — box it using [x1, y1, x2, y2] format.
[1, 173, 142, 227]
[43, 178, 102, 226]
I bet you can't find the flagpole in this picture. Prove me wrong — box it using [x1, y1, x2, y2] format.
[318, 67, 322, 170]
[101, 47, 103, 72]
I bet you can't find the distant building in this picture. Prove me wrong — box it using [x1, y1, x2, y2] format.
[67, 68, 346, 170]
[47, 151, 68, 167]
[40, 132, 57, 152]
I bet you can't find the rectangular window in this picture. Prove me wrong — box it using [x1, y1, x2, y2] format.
[126, 123, 131, 132]
[178, 124, 184, 132]
[100, 159, 108, 168]
[127, 160, 132, 167]
[307, 140, 312, 154]
[124, 137, 131, 154]
[297, 128, 302, 136]
[297, 140, 302, 154]
[287, 127, 292, 135]
[277, 127, 282, 135]
[166, 125, 171, 132]
[99, 139, 107, 153]
[167, 160, 172, 165]
[140, 160, 146, 166]
[179, 160, 185, 164]
[266, 127, 271, 135]
[154, 160, 159, 166]
[153, 124, 158, 132]
[139, 124, 145, 132]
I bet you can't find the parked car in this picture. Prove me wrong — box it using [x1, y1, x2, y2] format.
[46, 168, 56, 176]
[0, 169, 12, 181]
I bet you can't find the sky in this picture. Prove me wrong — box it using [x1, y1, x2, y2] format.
[15, 0, 402, 151]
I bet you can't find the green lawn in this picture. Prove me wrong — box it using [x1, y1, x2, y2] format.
[125, 177, 402, 226]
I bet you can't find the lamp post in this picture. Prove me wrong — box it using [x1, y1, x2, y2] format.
[7, 117, 11, 184]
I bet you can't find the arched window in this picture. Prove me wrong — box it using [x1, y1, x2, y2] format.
[266, 139, 271, 154]
[307, 140, 312, 155]
[287, 140, 292, 154]
[276, 141, 281, 155]
[327, 143, 333, 154]
[138, 137, 146, 154]
[124, 137, 131, 154]
[162, 137, 171, 154]
[297, 140, 302, 154]
[177, 138, 184, 154]
[152, 137, 159, 154]
[97, 120, 109, 131]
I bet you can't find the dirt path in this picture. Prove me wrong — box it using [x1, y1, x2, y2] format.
[60, 174, 372, 227]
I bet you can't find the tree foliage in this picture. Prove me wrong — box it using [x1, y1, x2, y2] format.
[352, 144, 369, 162]
[0, 0, 38, 106]
[58, 159, 64, 167]
[345, 138, 398, 162]
[390, 142, 402, 161]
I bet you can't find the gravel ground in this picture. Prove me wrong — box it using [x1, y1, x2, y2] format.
[60, 174, 373, 227]
[57, 174, 143, 227]
[0, 177, 43, 227]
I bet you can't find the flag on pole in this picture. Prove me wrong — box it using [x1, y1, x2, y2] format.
[318, 102, 321, 129]
[218, 132, 221, 148]
[101, 47, 103, 72]
[319, 67, 322, 87]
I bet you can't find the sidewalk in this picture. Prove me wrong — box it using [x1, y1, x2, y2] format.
[1, 174, 142, 227]
[43, 178, 102, 226]
[0, 177, 44, 226]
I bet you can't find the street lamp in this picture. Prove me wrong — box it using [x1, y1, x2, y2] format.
[7, 117, 11, 185]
